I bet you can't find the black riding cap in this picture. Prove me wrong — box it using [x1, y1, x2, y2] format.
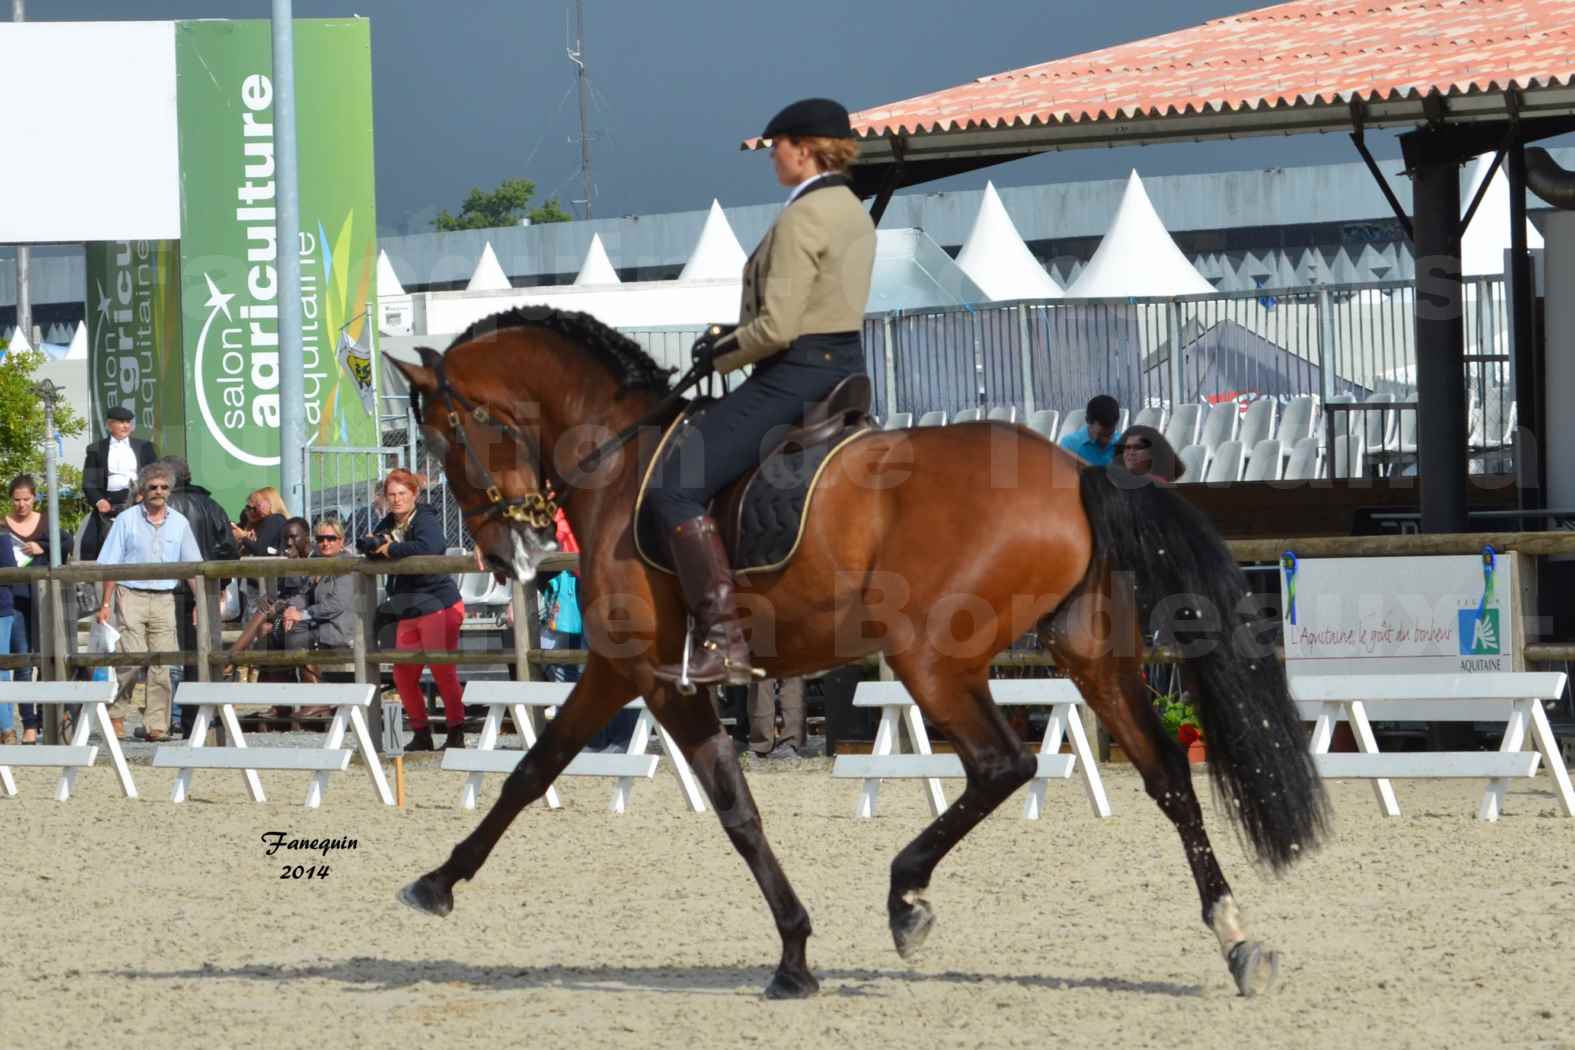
[762, 98, 855, 140]
[106, 406, 134, 422]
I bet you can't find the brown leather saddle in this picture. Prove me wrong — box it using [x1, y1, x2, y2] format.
[635, 374, 875, 574]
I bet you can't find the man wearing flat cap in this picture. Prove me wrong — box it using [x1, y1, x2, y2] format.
[80, 405, 157, 561]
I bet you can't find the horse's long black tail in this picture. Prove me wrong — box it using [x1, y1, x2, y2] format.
[1078, 467, 1328, 872]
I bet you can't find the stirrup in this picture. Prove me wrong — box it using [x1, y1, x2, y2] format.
[676, 614, 698, 696]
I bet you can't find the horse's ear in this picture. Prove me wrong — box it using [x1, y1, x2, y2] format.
[387, 348, 439, 394]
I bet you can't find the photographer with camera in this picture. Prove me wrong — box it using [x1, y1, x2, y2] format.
[364, 469, 466, 751]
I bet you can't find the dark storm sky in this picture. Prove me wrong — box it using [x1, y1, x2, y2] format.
[33, 1, 1411, 232]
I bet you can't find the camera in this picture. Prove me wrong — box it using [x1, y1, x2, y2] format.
[355, 533, 389, 556]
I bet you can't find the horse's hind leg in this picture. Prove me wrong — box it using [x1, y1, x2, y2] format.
[1044, 575, 1279, 996]
[399, 655, 638, 917]
[882, 660, 1037, 962]
[644, 684, 818, 999]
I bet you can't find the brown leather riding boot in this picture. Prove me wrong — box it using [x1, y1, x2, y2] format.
[653, 516, 760, 687]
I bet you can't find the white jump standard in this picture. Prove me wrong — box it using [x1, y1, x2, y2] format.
[442, 681, 707, 813]
[832, 679, 1111, 820]
[152, 682, 394, 807]
[0, 680, 137, 800]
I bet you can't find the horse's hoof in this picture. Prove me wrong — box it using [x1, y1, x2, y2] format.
[397, 875, 453, 918]
[764, 969, 820, 1000]
[1227, 940, 1280, 997]
[890, 894, 936, 962]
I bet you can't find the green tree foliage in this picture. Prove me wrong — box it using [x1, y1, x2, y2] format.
[432, 177, 574, 231]
[0, 346, 87, 530]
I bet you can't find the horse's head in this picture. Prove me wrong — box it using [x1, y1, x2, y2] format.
[388, 345, 559, 582]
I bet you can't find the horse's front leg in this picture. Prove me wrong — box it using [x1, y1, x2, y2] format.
[399, 655, 638, 917]
[645, 682, 819, 999]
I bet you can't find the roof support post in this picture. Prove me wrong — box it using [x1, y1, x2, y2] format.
[1404, 127, 1469, 533]
[1506, 134, 1544, 513]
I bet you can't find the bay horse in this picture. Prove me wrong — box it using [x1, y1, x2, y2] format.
[390, 306, 1328, 999]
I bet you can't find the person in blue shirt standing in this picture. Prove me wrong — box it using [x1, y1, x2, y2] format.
[94, 462, 203, 742]
[1059, 394, 1124, 467]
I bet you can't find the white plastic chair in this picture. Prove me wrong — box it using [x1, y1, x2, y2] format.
[1320, 394, 1354, 448]
[1177, 443, 1208, 483]
[883, 412, 914, 431]
[1331, 434, 1366, 479]
[1238, 398, 1276, 450]
[1027, 409, 1060, 441]
[1204, 440, 1244, 484]
[1197, 401, 1239, 455]
[1276, 395, 1319, 446]
[1359, 393, 1396, 454]
[1283, 437, 1322, 481]
[917, 410, 948, 428]
[1132, 404, 1167, 432]
[1242, 439, 1283, 482]
[1057, 409, 1086, 443]
[1163, 403, 1204, 450]
[952, 407, 984, 425]
[985, 405, 1017, 424]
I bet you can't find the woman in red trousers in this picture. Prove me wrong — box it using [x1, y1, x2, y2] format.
[367, 469, 466, 751]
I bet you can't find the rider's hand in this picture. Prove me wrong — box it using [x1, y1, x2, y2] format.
[690, 323, 738, 371]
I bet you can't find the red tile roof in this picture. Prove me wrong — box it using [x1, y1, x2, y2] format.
[841, 0, 1575, 145]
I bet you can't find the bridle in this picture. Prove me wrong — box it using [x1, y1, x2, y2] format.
[416, 350, 718, 533]
[420, 353, 559, 532]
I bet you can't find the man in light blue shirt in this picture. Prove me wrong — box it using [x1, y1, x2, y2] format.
[94, 462, 203, 741]
[1059, 394, 1123, 467]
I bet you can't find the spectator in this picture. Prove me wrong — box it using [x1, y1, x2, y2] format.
[232, 486, 288, 556]
[346, 481, 387, 545]
[1059, 394, 1123, 467]
[163, 457, 238, 737]
[749, 677, 807, 760]
[0, 525, 14, 744]
[94, 463, 203, 742]
[80, 405, 157, 561]
[367, 469, 466, 751]
[4, 475, 51, 744]
[1115, 424, 1186, 483]
[278, 515, 357, 702]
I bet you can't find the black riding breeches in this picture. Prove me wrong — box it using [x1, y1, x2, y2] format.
[644, 341, 862, 537]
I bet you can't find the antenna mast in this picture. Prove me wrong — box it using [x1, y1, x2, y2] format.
[567, 0, 593, 219]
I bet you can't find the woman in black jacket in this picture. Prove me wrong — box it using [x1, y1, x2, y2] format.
[367, 469, 465, 751]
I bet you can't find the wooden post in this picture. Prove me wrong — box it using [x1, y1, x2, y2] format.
[36, 579, 62, 744]
[192, 576, 219, 745]
[512, 579, 537, 682]
[352, 571, 383, 751]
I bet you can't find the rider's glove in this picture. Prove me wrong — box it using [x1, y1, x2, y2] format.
[690, 323, 739, 371]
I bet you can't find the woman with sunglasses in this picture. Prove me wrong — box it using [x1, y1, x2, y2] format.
[1115, 424, 1186, 483]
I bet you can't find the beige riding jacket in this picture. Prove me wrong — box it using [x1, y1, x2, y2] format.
[715, 179, 876, 373]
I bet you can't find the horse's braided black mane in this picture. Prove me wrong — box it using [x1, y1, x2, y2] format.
[446, 305, 675, 394]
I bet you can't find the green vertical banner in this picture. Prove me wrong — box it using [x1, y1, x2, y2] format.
[174, 18, 379, 513]
[84, 240, 186, 457]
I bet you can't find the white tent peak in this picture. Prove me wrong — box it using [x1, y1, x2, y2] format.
[465, 242, 512, 292]
[954, 182, 1062, 301]
[678, 200, 746, 282]
[5, 326, 32, 355]
[574, 234, 621, 286]
[65, 321, 88, 360]
[1068, 170, 1214, 298]
[377, 250, 406, 297]
[1462, 153, 1544, 277]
